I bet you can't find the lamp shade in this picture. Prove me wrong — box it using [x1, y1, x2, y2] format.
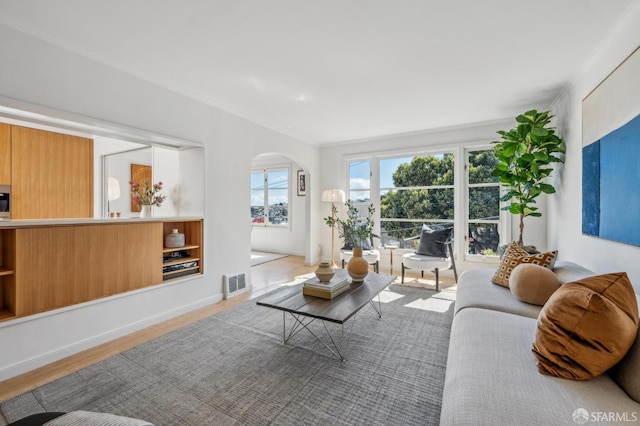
[107, 177, 121, 201]
[322, 189, 346, 203]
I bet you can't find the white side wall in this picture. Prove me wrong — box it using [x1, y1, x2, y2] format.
[549, 4, 640, 291]
[152, 146, 182, 218]
[0, 23, 319, 380]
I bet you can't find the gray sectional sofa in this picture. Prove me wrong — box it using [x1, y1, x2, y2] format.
[440, 262, 640, 425]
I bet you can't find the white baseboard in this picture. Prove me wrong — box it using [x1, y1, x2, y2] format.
[0, 294, 223, 382]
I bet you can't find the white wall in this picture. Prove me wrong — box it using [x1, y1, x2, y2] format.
[549, 4, 640, 291]
[152, 146, 182, 218]
[0, 23, 319, 380]
[250, 154, 307, 256]
[93, 137, 149, 217]
[318, 120, 551, 272]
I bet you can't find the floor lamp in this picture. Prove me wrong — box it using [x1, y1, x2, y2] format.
[322, 189, 346, 268]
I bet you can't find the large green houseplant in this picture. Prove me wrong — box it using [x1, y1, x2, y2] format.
[492, 110, 565, 246]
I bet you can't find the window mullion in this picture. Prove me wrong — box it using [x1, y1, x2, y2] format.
[263, 171, 268, 226]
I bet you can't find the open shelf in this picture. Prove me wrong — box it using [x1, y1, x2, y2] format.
[162, 244, 199, 253]
[161, 220, 203, 282]
[163, 266, 200, 277]
[0, 310, 14, 321]
[0, 267, 14, 276]
[163, 256, 200, 267]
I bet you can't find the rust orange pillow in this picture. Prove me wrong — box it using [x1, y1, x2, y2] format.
[532, 272, 639, 380]
[492, 242, 557, 287]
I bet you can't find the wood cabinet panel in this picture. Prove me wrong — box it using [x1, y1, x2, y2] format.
[11, 126, 93, 219]
[0, 229, 16, 318]
[14, 223, 163, 316]
[0, 123, 10, 185]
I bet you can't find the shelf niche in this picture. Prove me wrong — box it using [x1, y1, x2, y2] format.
[162, 220, 203, 281]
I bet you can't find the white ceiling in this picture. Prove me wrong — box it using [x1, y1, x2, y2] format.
[0, 0, 636, 144]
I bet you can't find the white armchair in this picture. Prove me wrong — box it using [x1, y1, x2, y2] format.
[401, 225, 457, 291]
[340, 234, 381, 273]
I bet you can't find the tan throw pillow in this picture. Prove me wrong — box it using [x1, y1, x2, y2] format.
[532, 272, 639, 380]
[492, 242, 558, 287]
[509, 263, 560, 305]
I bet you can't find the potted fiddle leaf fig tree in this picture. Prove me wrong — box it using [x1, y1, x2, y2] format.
[492, 110, 565, 247]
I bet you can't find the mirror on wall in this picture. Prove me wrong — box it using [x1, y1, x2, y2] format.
[102, 146, 152, 218]
[100, 141, 199, 219]
[0, 104, 205, 220]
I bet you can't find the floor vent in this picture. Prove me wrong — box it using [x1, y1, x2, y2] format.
[223, 272, 248, 299]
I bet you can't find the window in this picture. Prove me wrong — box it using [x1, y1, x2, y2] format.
[251, 168, 289, 226]
[347, 146, 505, 261]
[467, 149, 500, 256]
[348, 160, 371, 203]
[378, 153, 454, 248]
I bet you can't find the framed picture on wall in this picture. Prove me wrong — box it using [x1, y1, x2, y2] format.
[297, 170, 306, 196]
[130, 163, 152, 212]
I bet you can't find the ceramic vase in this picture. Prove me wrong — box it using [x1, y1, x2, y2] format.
[165, 229, 185, 248]
[315, 261, 335, 282]
[347, 247, 369, 282]
[140, 205, 152, 218]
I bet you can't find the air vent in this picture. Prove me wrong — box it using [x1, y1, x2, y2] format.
[223, 272, 248, 299]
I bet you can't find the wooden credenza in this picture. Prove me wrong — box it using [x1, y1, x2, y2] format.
[0, 218, 203, 321]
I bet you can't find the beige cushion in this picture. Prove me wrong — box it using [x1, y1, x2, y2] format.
[532, 272, 639, 380]
[509, 264, 560, 305]
[492, 242, 558, 287]
[608, 292, 640, 403]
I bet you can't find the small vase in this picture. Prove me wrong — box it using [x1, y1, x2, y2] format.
[347, 247, 369, 283]
[139, 205, 152, 218]
[165, 229, 185, 248]
[315, 262, 335, 282]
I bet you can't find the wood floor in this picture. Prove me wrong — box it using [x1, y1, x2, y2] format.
[0, 253, 455, 402]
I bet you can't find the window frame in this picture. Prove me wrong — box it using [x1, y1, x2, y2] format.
[250, 165, 291, 229]
[464, 146, 508, 262]
[377, 151, 456, 245]
[345, 144, 508, 265]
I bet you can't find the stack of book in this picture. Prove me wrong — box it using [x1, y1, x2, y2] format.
[302, 269, 350, 299]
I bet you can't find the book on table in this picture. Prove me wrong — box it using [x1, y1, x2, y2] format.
[302, 283, 350, 299]
[302, 269, 350, 299]
[303, 269, 349, 289]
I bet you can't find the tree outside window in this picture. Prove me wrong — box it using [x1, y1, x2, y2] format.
[467, 149, 500, 256]
[379, 153, 455, 248]
[347, 148, 503, 258]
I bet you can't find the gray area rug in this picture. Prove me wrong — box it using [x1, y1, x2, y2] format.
[1, 284, 455, 426]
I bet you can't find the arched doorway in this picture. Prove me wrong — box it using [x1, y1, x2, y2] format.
[250, 153, 311, 264]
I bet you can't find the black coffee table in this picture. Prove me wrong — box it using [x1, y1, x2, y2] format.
[257, 272, 396, 360]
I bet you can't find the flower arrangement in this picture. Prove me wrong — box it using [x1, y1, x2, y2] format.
[129, 179, 167, 207]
